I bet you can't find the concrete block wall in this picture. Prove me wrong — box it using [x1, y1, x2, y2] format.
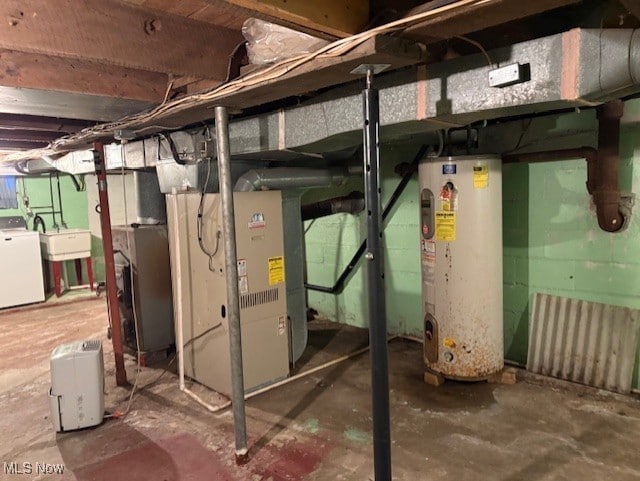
[4, 175, 90, 285]
[3, 173, 135, 283]
[305, 141, 424, 334]
[503, 124, 640, 388]
[304, 102, 640, 389]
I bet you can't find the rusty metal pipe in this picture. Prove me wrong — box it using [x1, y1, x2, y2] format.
[93, 141, 128, 387]
[503, 147, 597, 164]
[502, 100, 626, 234]
[594, 100, 625, 232]
[502, 146, 599, 193]
[301, 191, 364, 221]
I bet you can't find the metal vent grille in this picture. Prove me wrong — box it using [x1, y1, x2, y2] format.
[82, 340, 102, 351]
[240, 288, 279, 310]
[527, 293, 640, 393]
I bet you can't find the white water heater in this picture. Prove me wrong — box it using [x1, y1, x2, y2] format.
[419, 155, 503, 380]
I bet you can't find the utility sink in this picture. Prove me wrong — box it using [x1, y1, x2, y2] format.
[40, 229, 91, 261]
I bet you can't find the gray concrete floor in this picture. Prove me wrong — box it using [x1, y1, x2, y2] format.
[1, 298, 640, 480]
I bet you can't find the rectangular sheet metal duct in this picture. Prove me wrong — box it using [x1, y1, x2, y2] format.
[527, 293, 640, 394]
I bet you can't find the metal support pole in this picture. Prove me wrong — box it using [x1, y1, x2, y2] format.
[214, 106, 249, 464]
[362, 69, 392, 480]
[93, 141, 128, 387]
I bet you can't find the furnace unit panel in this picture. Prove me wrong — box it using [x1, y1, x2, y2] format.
[167, 191, 289, 396]
[112, 224, 174, 353]
[419, 155, 503, 380]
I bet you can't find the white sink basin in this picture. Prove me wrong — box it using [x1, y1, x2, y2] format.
[40, 229, 91, 261]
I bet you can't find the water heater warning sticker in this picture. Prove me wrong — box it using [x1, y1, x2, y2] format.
[435, 211, 456, 241]
[473, 164, 489, 189]
[268, 256, 285, 285]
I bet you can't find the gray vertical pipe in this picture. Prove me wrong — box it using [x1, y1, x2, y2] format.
[363, 69, 392, 480]
[214, 106, 249, 464]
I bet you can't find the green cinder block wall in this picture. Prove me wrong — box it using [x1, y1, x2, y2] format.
[305, 141, 424, 334]
[304, 105, 640, 389]
[4, 176, 88, 231]
[3, 175, 90, 285]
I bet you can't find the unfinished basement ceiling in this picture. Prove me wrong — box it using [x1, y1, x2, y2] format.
[0, 0, 637, 154]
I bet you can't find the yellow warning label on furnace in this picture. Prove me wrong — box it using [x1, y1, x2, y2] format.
[435, 211, 456, 241]
[268, 256, 285, 285]
[473, 164, 489, 189]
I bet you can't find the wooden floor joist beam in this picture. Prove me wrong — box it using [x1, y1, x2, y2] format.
[0, 50, 169, 103]
[218, 0, 369, 37]
[0, 140, 48, 150]
[0, 0, 244, 79]
[0, 129, 66, 142]
[0, 114, 95, 133]
[403, 0, 581, 42]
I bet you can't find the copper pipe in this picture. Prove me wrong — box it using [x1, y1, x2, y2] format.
[93, 141, 128, 387]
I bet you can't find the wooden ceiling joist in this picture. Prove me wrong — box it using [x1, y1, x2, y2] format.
[0, 0, 244, 79]
[0, 50, 168, 103]
[0, 129, 64, 143]
[218, 0, 370, 37]
[0, 140, 48, 150]
[403, 0, 582, 42]
[0, 114, 94, 133]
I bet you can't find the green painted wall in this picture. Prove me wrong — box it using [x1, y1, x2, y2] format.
[2, 175, 91, 285]
[305, 141, 423, 334]
[4, 176, 88, 230]
[304, 105, 640, 389]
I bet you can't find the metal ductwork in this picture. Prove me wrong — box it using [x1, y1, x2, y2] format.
[133, 170, 166, 224]
[233, 167, 351, 192]
[19, 29, 640, 174]
[301, 191, 365, 221]
[221, 28, 640, 159]
[233, 166, 354, 362]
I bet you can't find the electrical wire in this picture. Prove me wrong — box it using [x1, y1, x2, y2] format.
[114, 146, 142, 419]
[106, 354, 177, 419]
[120, 150, 128, 226]
[435, 129, 445, 157]
[184, 323, 223, 348]
[453, 35, 494, 67]
[197, 156, 222, 271]
[304, 218, 317, 234]
[504, 118, 534, 154]
[0, 0, 494, 165]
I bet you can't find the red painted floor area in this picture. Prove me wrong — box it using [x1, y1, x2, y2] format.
[2, 298, 640, 481]
[73, 433, 236, 481]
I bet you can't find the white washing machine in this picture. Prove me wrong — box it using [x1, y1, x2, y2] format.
[0, 228, 45, 309]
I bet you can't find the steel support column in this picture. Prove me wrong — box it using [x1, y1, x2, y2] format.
[362, 69, 392, 481]
[93, 141, 127, 387]
[214, 106, 249, 464]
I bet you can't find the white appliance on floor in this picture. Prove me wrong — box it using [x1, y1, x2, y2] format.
[0, 226, 45, 309]
[49, 340, 105, 432]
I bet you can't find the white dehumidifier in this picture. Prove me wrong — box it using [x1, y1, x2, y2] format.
[49, 340, 105, 432]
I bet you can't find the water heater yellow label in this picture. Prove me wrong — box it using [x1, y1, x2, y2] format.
[435, 211, 456, 241]
[268, 256, 285, 285]
[473, 164, 489, 189]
